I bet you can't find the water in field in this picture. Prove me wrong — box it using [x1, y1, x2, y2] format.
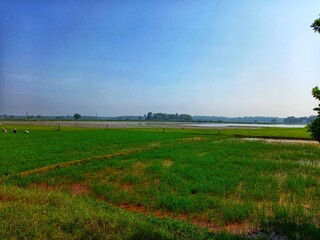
[55, 121, 307, 129]
[4, 121, 306, 129]
[187, 123, 306, 128]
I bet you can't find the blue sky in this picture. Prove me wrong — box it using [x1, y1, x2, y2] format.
[1, 1, 320, 117]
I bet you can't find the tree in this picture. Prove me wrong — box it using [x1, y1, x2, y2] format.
[146, 112, 153, 120]
[308, 117, 320, 141]
[311, 15, 320, 33]
[307, 16, 320, 142]
[74, 113, 81, 120]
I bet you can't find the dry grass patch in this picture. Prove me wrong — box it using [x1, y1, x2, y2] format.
[132, 161, 150, 174]
[163, 159, 173, 168]
[181, 137, 207, 142]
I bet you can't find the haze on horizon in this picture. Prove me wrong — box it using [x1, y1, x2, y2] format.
[1, 1, 320, 118]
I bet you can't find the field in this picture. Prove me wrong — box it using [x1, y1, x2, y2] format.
[0, 124, 319, 239]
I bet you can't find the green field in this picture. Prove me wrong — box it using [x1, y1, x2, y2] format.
[1, 125, 319, 239]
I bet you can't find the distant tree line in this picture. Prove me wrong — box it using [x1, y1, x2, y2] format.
[193, 116, 284, 123]
[192, 115, 316, 124]
[284, 116, 316, 124]
[145, 112, 192, 122]
[0, 114, 316, 124]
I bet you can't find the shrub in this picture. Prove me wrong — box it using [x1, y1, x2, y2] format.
[307, 117, 320, 142]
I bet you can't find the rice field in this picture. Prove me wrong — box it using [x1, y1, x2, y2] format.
[0, 124, 319, 239]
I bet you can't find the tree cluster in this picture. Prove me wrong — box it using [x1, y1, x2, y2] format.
[308, 16, 320, 142]
[145, 112, 192, 122]
[307, 87, 320, 142]
[284, 116, 315, 124]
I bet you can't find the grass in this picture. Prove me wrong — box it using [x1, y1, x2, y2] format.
[0, 124, 319, 239]
[1, 185, 242, 240]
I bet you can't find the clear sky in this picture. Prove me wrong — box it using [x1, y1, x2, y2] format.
[1, 1, 319, 117]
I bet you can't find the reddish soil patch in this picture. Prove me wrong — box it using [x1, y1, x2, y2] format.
[96, 196, 257, 236]
[98, 195, 106, 201]
[33, 182, 56, 191]
[116, 202, 255, 235]
[70, 184, 90, 196]
[32, 182, 90, 196]
[0, 194, 17, 202]
[195, 219, 220, 231]
[122, 183, 134, 193]
[178, 212, 187, 220]
[155, 210, 163, 217]
[222, 222, 256, 235]
[119, 203, 146, 213]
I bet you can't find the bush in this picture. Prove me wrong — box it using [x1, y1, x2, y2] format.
[307, 117, 320, 142]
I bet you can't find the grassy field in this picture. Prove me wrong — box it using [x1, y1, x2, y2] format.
[0, 124, 319, 239]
